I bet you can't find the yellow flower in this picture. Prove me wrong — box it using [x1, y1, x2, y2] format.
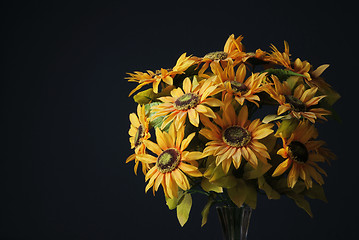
[272, 121, 329, 189]
[269, 41, 312, 80]
[136, 125, 203, 198]
[126, 104, 151, 175]
[212, 62, 265, 107]
[199, 34, 246, 76]
[264, 75, 331, 123]
[269, 41, 292, 69]
[127, 53, 196, 96]
[200, 101, 274, 173]
[151, 77, 222, 130]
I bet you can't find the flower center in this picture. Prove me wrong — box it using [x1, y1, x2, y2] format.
[222, 126, 251, 147]
[224, 80, 248, 94]
[203, 51, 228, 61]
[288, 141, 309, 163]
[174, 93, 200, 110]
[134, 124, 145, 148]
[156, 148, 181, 173]
[285, 95, 307, 112]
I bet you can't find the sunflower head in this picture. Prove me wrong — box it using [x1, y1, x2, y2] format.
[174, 92, 201, 110]
[156, 148, 181, 173]
[222, 125, 252, 148]
[203, 51, 228, 61]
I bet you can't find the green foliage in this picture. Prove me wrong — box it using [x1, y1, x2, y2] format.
[264, 68, 306, 82]
[275, 118, 299, 138]
[176, 193, 192, 227]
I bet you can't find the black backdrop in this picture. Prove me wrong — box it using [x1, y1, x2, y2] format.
[2, 1, 358, 239]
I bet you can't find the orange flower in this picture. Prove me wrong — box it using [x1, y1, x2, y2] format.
[199, 34, 246, 76]
[127, 53, 196, 95]
[126, 104, 151, 175]
[150, 77, 222, 130]
[200, 101, 274, 173]
[136, 125, 203, 198]
[272, 121, 330, 189]
[212, 62, 265, 107]
[264, 75, 331, 123]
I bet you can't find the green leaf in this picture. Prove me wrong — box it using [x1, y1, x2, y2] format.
[201, 178, 223, 193]
[243, 161, 272, 180]
[165, 190, 184, 210]
[144, 102, 170, 130]
[258, 176, 280, 200]
[133, 88, 156, 104]
[258, 133, 278, 153]
[286, 192, 313, 217]
[264, 69, 306, 82]
[304, 183, 328, 203]
[227, 179, 247, 208]
[275, 118, 299, 138]
[201, 195, 215, 227]
[176, 193, 192, 227]
[262, 114, 290, 124]
[245, 182, 258, 209]
[211, 175, 238, 189]
[313, 78, 341, 106]
[285, 76, 302, 90]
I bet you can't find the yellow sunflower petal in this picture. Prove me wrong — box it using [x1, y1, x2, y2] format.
[179, 163, 202, 177]
[143, 140, 163, 155]
[185, 151, 204, 161]
[237, 105, 248, 127]
[183, 77, 192, 94]
[288, 163, 300, 188]
[129, 113, 140, 128]
[188, 108, 200, 127]
[155, 128, 168, 151]
[272, 159, 291, 177]
[181, 132, 196, 151]
[136, 154, 157, 164]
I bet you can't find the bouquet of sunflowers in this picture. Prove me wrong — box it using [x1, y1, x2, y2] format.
[126, 34, 339, 226]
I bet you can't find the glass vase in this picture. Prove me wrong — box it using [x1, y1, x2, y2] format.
[216, 205, 252, 240]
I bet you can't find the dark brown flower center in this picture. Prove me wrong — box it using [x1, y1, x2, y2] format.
[203, 51, 228, 61]
[174, 93, 200, 110]
[134, 124, 145, 148]
[224, 80, 248, 94]
[222, 126, 251, 147]
[156, 148, 181, 173]
[288, 141, 309, 163]
[285, 95, 307, 112]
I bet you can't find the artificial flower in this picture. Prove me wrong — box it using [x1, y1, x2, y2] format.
[200, 101, 274, 173]
[150, 77, 222, 130]
[127, 53, 196, 95]
[198, 34, 246, 76]
[264, 75, 331, 123]
[212, 62, 265, 107]
[126, 104, 151, 175]
[136, 125, 203, 198]
[272, 121, 330, 189]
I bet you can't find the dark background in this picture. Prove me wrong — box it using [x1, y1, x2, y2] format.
[2, 1, 358, 239]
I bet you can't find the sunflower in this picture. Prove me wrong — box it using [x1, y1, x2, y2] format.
[272, 121, 329, 189]
[127, 53, 196, 96]
[269, 41, 313, 80]
[135, 124, 203, 198]
[264, 75, 331, 123]
[150, 77, 222, 130]
[199, 34, 246, 76]
[269, 41, 292, 69]
[199, 101, 274, 173]
[126, 104, 151, 175]
[212, 62, 265, 107]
